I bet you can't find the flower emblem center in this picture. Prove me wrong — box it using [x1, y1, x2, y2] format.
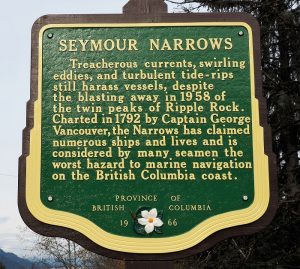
[148, 218, 154, 223]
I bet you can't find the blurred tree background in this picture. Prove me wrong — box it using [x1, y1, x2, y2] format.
[21, 228, 125, 269]
[165, 0, 300, 268]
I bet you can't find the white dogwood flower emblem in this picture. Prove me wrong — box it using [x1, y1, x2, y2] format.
[138, 208, 163, 234]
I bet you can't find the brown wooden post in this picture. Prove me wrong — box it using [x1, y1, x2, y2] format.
[124, 2, 171, 267]
[124, 3, 172, 266]
[125, 260, 174, 269]
[123, 0, 168, 14]
[122, 3, 173, 267]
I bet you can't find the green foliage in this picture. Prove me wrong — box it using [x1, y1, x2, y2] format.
[168, 0, 300, 268]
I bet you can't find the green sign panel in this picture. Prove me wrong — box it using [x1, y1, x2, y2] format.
[20, 19, 271, 255]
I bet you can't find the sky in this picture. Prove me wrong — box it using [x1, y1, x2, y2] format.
[0, 0, 183, 258]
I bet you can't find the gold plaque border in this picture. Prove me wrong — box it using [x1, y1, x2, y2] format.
[25, 22, 270, 254]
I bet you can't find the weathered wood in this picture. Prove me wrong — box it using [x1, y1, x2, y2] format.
[125, 261, 174, 269]
[123, 0, 167, 14]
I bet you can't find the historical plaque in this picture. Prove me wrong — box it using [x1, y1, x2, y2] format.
[19, 11, 276, 260]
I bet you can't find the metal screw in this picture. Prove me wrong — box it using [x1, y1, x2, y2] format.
[47, 33, 54, 39]
[242, 195, 249, 201]
[48, 196, 54, 202]
[238, 31, 244, 36]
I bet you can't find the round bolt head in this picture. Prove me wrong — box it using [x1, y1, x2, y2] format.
[47, 33, 53, 39]
[238, 31, 244, 36]
[48, 196, 53, 202]
[242, 195, 249, 201]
